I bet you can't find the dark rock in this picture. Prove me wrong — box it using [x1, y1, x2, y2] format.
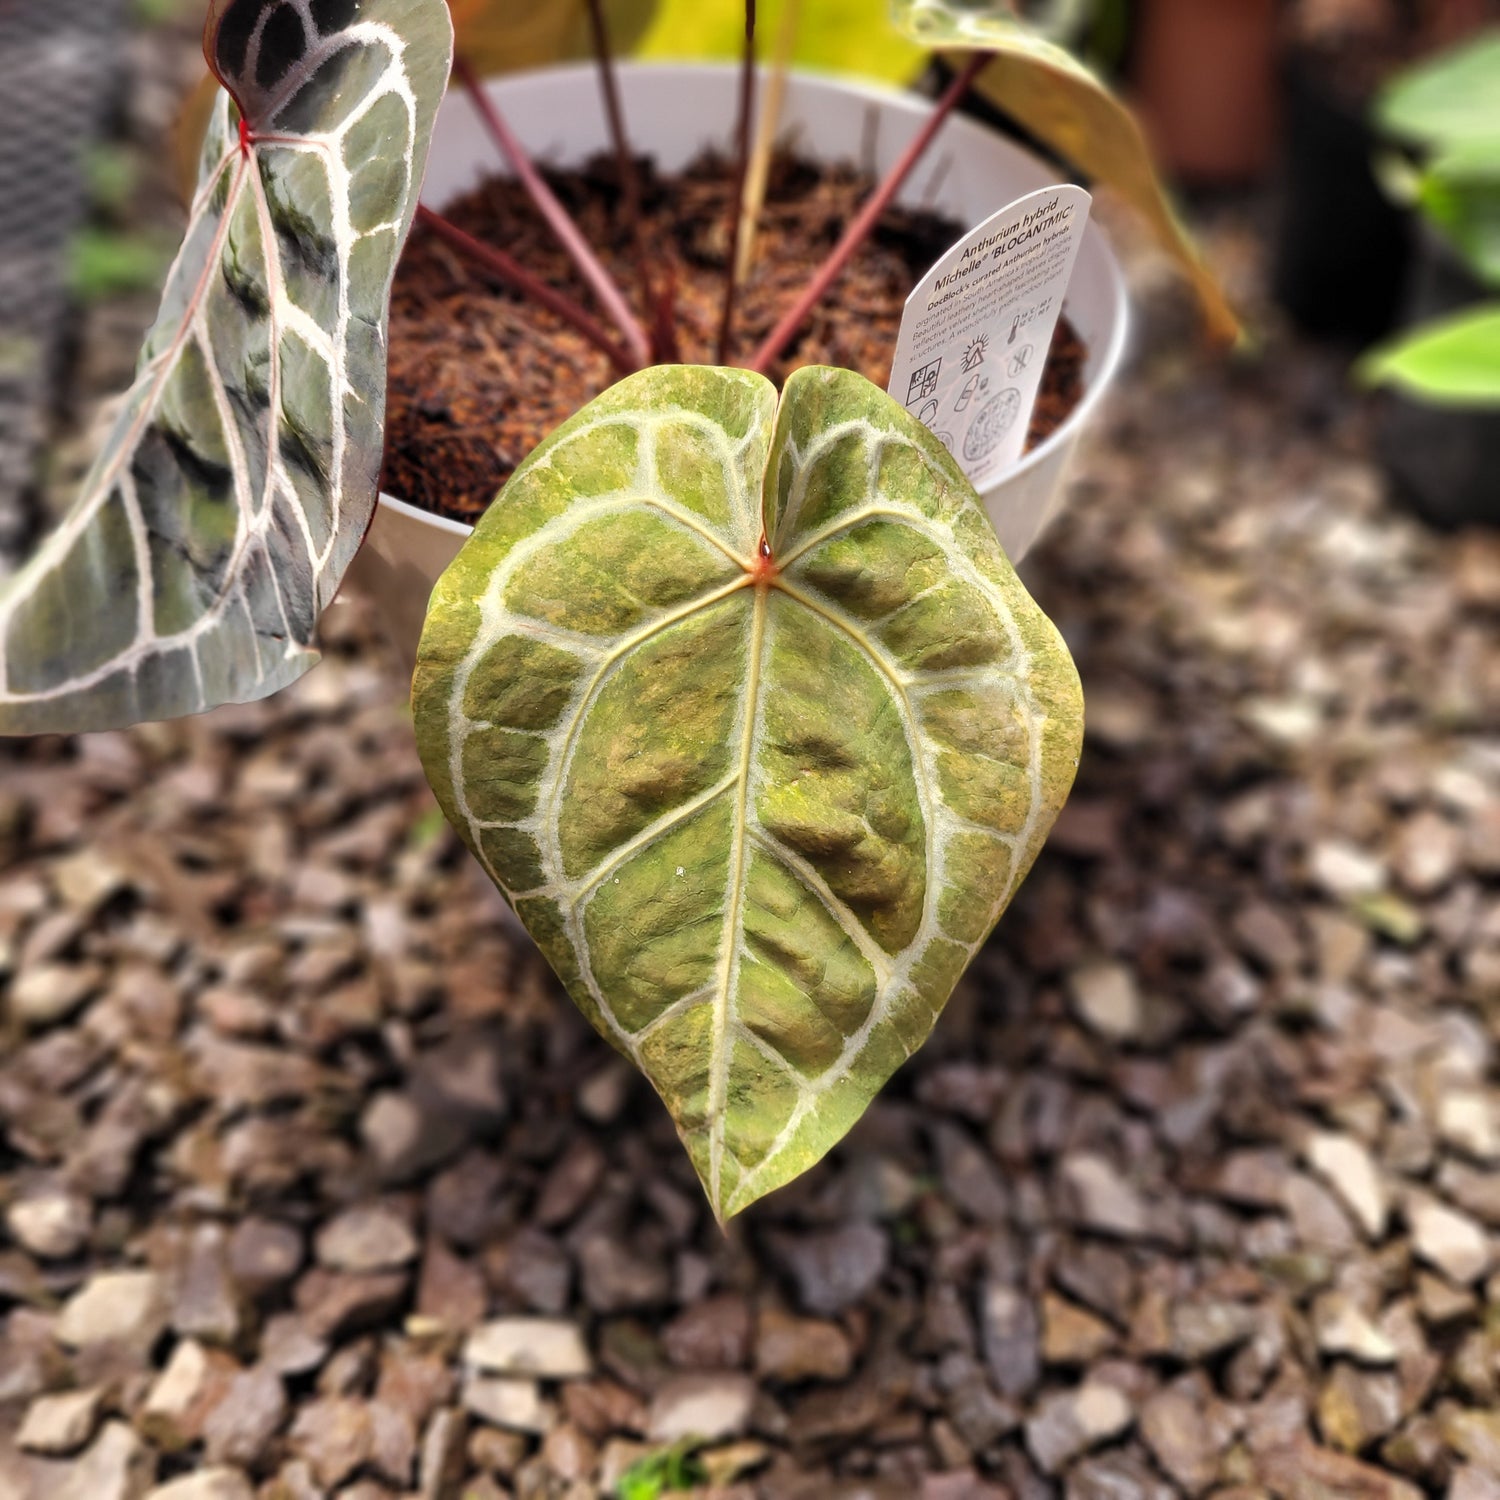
[1066, 1450, 1178, 1500]
[662, 1294, 752, 1369]
[415, 1237, 487, 1333]
[358, 1090, 466, 1185]
[578, 1234, 673, 1313]
[288, 1396, 374, 1489]
[1059, 1154, 1151, 1240]
[1140, 1386, 1224, 1492]
[315, 1204, 420, 1274]
[1052, 1243, 1135, 1325]
[1256, 1436, 1423, 1499]
[201, 1367, 287, 1467]
[933, 1123, 1010, 1225]
[979, 1283, 1040, 1399]
[1025, 1383, 1133, 1475]
[534, 1139, 607, 1230]
[170, 1224, 241, 1346]
[1317, 1365, 1402, 1453]
[755, 1307, 853, 1384]
[484, 1228, 572, 1314]
[293, 1269, 409, 1340]
[770, 1223, 889, 1316]
[1170, 1299, 1259, 1362]
[226, 1217, 304, 1295]
[260, 1314, 329, 1377]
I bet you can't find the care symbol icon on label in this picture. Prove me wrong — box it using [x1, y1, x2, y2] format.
[905, 357, 942, 408]
[954, 373, 988, 412]
[1007, 344, 1035, 378]
[961, 334, 988, 372]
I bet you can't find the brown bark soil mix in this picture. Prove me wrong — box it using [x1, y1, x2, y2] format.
[383, 151, 1087, 525]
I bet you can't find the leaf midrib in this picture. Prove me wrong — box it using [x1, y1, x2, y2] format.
[448, 402, 1054, 1217]
[709, 578, 771, 1213]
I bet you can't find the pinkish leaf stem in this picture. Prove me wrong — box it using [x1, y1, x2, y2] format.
[747, 51, 991, 377]
[455, 56, 650, 367]
[416, 205, 637, 376]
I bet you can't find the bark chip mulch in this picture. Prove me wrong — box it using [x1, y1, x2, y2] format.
[383, 152, 1085, 525]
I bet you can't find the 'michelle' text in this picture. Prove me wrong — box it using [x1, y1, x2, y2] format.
[930, 195, 1075, 296]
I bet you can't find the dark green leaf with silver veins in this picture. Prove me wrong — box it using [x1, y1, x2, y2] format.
[414, 366, 1084, 1218]
[0, 0, 452, 733]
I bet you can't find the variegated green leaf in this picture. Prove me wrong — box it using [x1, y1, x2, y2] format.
[893, 0, 1242, 347]
[413, 365, 1083, 1219]
[0, 0, 452, 734]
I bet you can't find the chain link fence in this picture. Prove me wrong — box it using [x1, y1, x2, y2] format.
[0, 0, 131, 574]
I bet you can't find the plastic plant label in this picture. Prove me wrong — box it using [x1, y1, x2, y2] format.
[888, 185, 1091, 492]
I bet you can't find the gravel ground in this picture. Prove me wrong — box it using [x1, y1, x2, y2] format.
[3, 231, 1500, 1499]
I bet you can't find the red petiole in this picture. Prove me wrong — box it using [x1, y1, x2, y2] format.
[416, 204, 637, 376]
[747, 51, 992, 377]
[413, 10, 985, 384]
[454, 56, 649, 368]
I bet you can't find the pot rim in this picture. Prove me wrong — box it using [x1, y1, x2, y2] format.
[383, 59, 1131, 541]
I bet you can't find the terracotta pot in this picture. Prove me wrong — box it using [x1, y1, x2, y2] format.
[1132, 0, 1280, 184]
[347, 63, 1131, 669]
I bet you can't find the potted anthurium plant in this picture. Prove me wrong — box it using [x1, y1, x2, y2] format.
[355, 0, 1237, 661]
[0, 0, 1234, 1219]
[1361, 28, 1500, 526]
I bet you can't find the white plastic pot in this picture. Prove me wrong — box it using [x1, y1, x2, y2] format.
[353, 61, 1130, 664]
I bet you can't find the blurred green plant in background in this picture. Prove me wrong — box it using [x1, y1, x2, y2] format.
[1362, 30, 1500, 403]
[68, 144, 173, 303]
[613, 1441, 708, 1500]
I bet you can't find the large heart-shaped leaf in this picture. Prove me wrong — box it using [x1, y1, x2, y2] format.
[0, 0, 452, 734]
[892, 0, 1241, 347]
[447, 0, 658, 75]
[413, 365, 1083, 1218]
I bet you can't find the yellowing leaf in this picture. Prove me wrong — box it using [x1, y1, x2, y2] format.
[639, 0, 926, 83]
[893, 0, 1242, 346]
[448, 0, 658, 75]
